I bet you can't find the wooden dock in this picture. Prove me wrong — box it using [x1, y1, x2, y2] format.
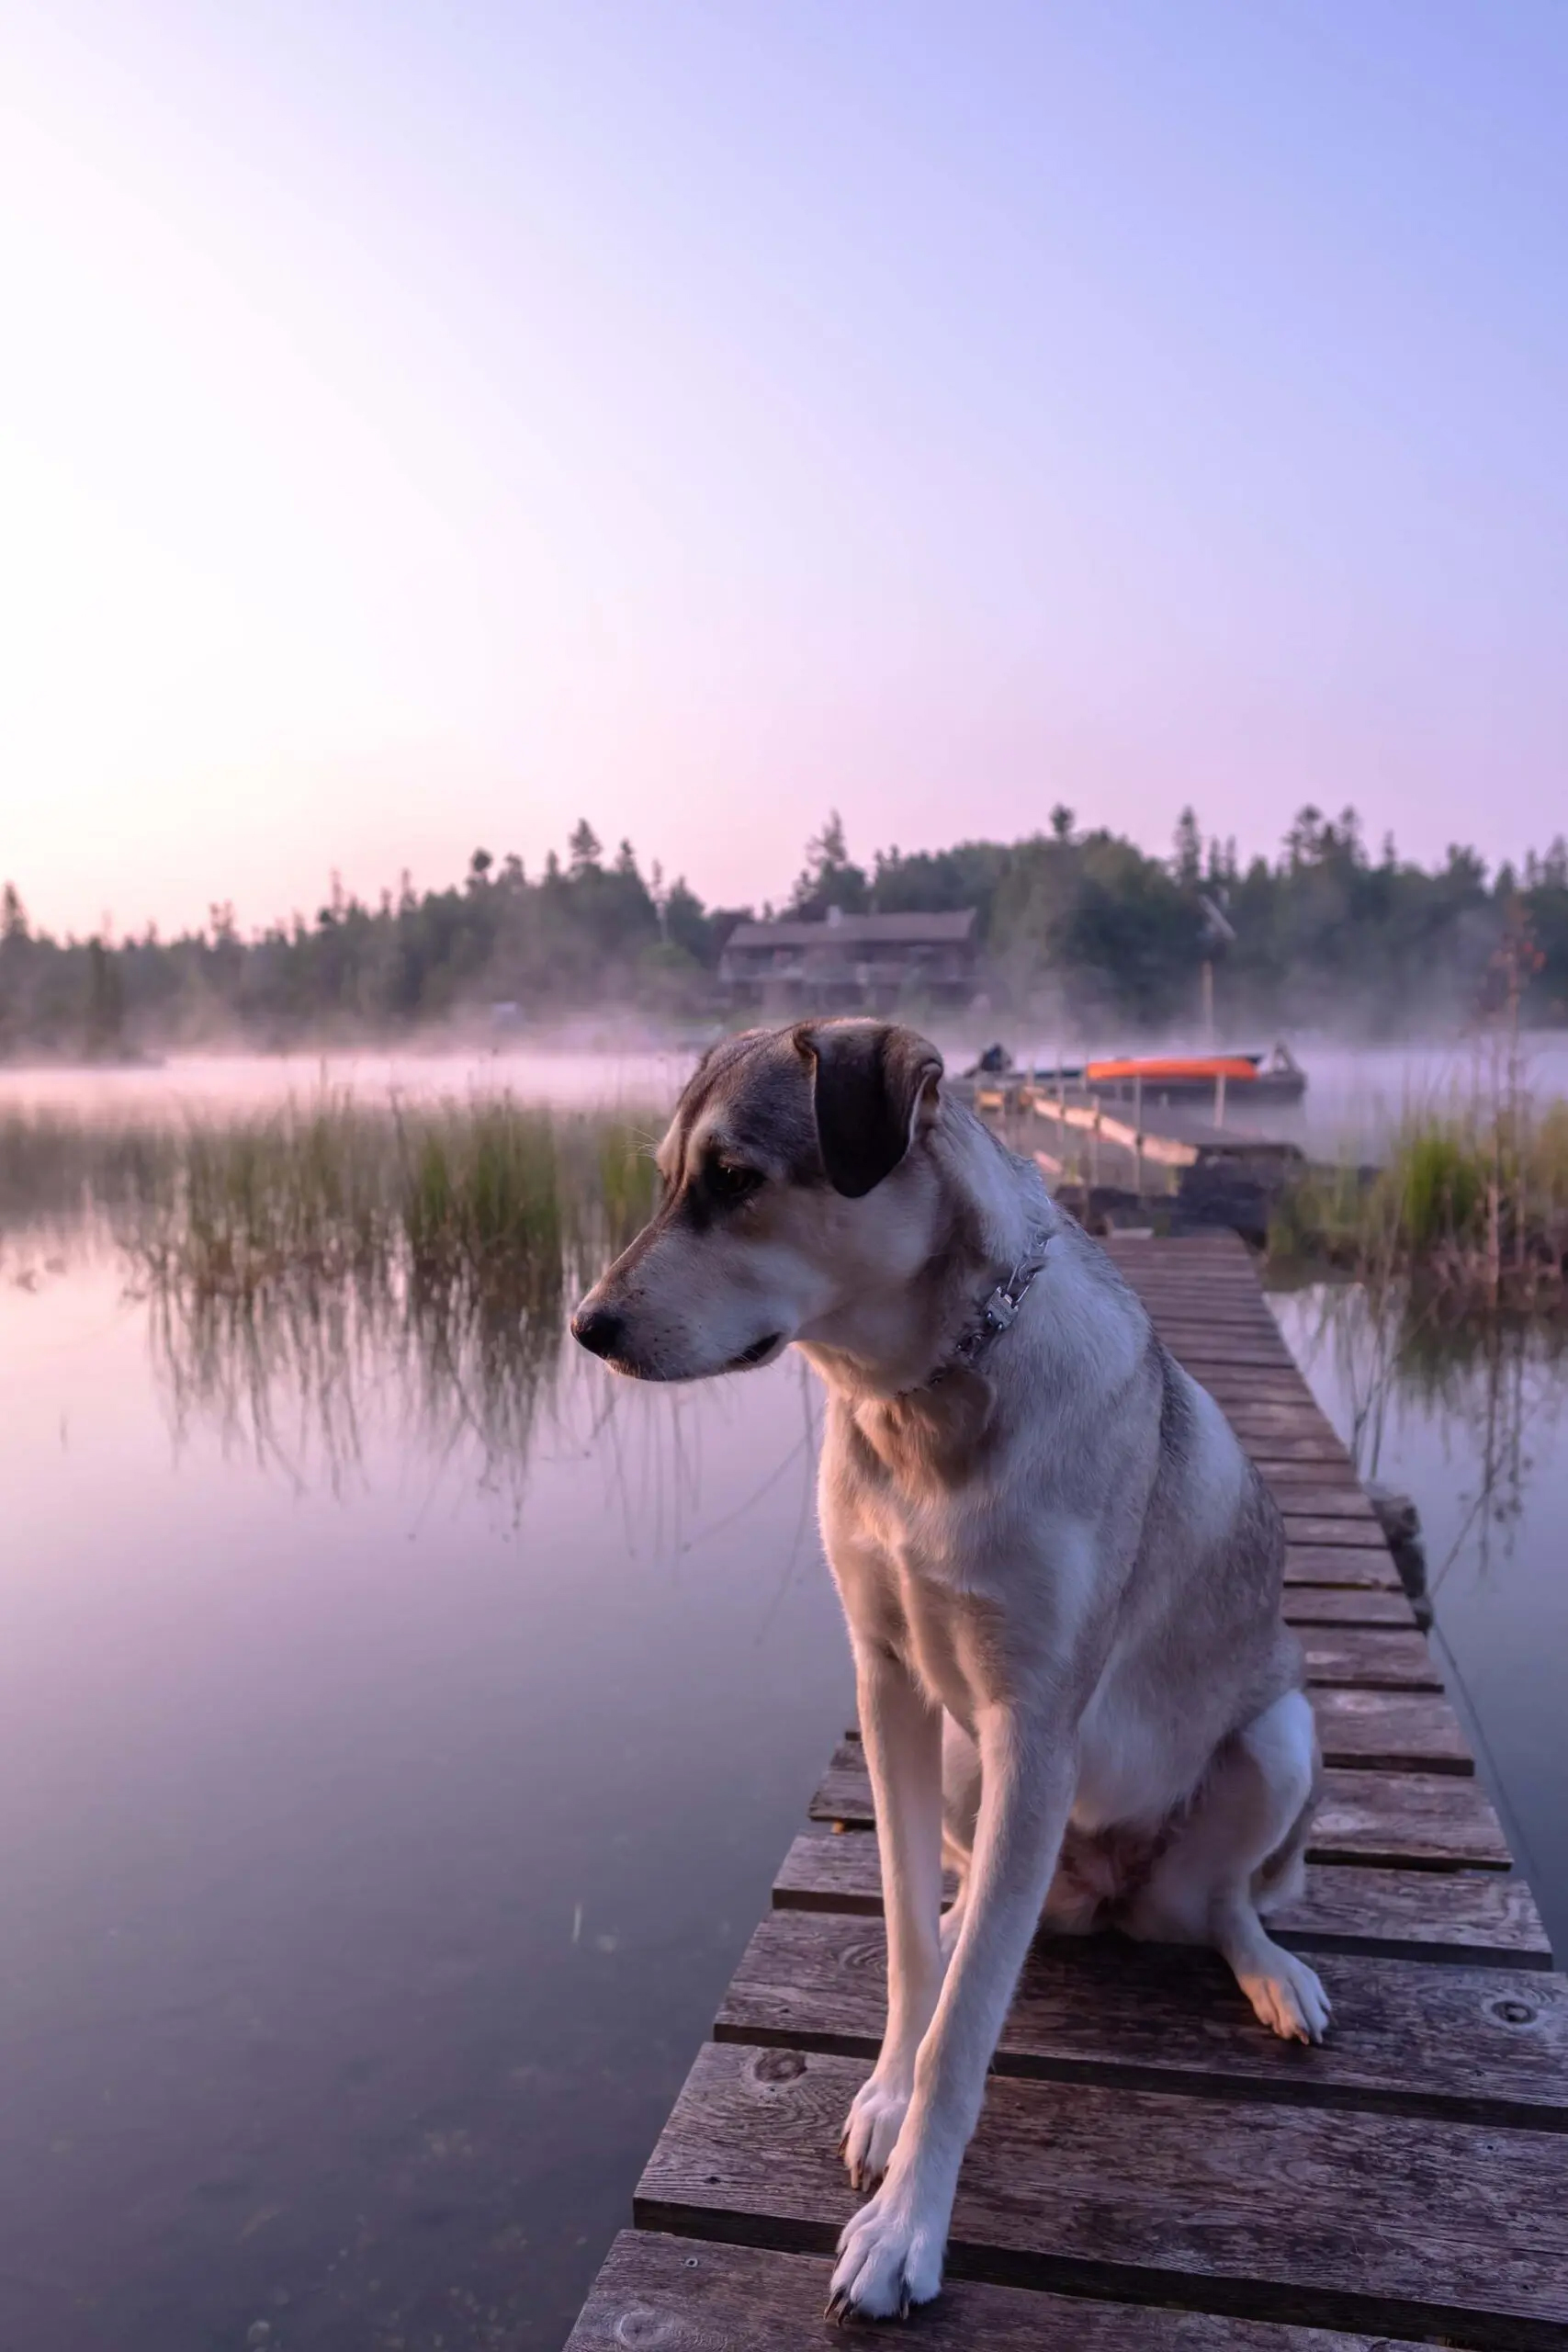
[566, 1233, 1568, 2350]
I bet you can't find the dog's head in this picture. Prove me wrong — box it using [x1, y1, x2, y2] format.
[570, 1020, 944, 1380]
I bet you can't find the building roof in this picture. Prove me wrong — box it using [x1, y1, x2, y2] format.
[723, 909, 977, 951]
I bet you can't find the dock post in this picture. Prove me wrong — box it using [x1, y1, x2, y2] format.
[1216, 1068, 1226, 1127]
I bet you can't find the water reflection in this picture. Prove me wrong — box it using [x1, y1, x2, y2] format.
[0, 1110, 855, 2352]
[1275, 1278, 1568, 1584]
[1271, 1279, 1568, 1952]
[6, 1091, 674, 1499]
[144, 1272, 566, 1503]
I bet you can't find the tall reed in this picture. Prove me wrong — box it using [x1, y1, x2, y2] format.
[0, 1091, 664, 1473]
[1271, 1064, 1568, 1311]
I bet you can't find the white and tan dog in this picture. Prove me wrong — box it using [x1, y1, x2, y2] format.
[572, 1020, 1327, 2322]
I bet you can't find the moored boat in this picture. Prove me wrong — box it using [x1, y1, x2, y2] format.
[1029, 1043, 1305, 1107]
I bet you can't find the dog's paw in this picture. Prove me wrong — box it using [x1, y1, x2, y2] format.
[1241, 1950, 1332, 2043]
[839, 2070, 912, 2192]
[825, 2183, 944, 2322]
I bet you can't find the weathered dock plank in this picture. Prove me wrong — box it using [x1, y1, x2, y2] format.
[1281, 1515, 1389, 1548]
[1312, 1768, 1510, 1868]
[1283, 1544, 1403, 1588]
[1264, 1465, 1369, 1494]
[1312, 1685, 1472, 1770]
[1222, 1420, 1354, 1458]
[634, 2042, 1568, 2349]
[1285, 1585, 1416, 1623]
[1270, 1483, 1380, 1516]
[771, 1832, 1552, 1966]
[716, 1909, 1568, 2128]
[1156, 1337, 1301, 1367]
[1296, 1626, 1438, 1683]
[1221, 1400, 1346, 1433]
[566, 2232, 1431, 2351]
[808, 1742, 1512, 1862]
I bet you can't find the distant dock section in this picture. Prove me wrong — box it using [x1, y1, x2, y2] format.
[955, 1049, 1309, 1236]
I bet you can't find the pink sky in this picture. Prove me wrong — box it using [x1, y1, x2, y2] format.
[3, 1, 1564, 939]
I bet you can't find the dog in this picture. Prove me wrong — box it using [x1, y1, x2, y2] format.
[571, 1019, 1328, 2322]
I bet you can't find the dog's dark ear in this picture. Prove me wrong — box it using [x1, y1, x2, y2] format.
[794, 1022, 943, 1198]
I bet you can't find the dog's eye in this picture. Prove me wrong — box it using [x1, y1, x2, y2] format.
[709, 1159, 763, 1203]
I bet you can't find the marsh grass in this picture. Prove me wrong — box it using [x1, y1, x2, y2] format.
[1271, 1057, 1568, 1314]
[0, 1108, 179, 1242]
[105, 1091, 660, 1297]
[1, 1090, 664, 1480]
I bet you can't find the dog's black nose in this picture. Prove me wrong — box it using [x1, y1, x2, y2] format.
[571, 1305, 624, 1360]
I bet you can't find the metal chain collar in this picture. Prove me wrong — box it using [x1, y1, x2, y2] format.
[927, 1231, 1053, 1387]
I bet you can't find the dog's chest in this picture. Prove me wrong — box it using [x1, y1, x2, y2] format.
[840, 1481, 1010, 1714]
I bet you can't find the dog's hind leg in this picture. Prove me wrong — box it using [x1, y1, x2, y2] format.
[1123, 1689, 1331, 2044]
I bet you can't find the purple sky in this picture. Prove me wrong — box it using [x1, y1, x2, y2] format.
[3, 1, 1564, 939]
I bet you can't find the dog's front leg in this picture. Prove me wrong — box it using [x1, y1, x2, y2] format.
[828, 1702, 1073, 2322]
[840, 1644, 943, 2193]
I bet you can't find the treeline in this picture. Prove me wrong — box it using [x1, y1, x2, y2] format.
[3, 806, 1567, 1057]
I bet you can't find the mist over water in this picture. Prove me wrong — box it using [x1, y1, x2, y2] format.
[0, 1045, 699, 1123]
[8, 1031, 1568, 1159]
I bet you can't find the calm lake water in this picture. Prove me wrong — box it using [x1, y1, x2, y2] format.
[0, 1254, 849, 2351]
[2, 1052, 1563, 2352]
[1271, 1289, 1568, 1956]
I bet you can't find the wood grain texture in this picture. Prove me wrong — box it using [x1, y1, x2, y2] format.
[1285, 1585, 1416, 1623]
[1313, 1768, 1509, 1867]
[1283, 1544, 1402, 1588]
[1232, 1430, 1354, 1448]
[843, 1681, 1472, 1775]
[1158, 1338, 1299, 1368]
[716, 1909, 1568, 2128]
[1264, 1481, 1377, 1513]
[1111, 1264, 1266, 1283]
[1209, 1384, 1332, 1414]
[1281, 1516, 1389, 1548]
[1153, 1312, 1292, 1336]
[635, 2041, 1568, 2347]
[1148, 1315, 1295, 1340]
[1231, 1427, 1349, 1458]
[808, 1745, 1512, 1865]
[1256, 1463, 1363, 1490]
[1106, 1232, 1252, 1252]
[1297, 1627, 1439, 1685]
[771, 1832, 1553, 1965]
[1142, 1288, 1288, 1307]
[846, 1683, 1457, 1758]
[566, 2232, 1432, 2351]
[1313, 1686, 1472, 1770]
[1222, 1398, 1342, 1430]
